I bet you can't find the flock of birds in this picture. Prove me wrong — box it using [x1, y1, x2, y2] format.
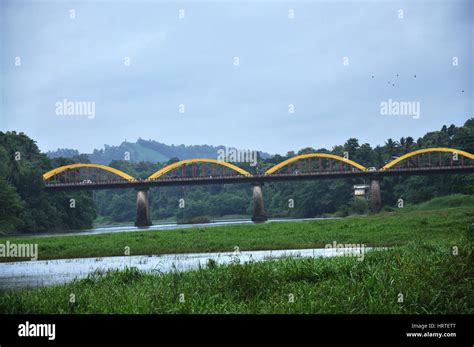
[370, 74, 464, 93]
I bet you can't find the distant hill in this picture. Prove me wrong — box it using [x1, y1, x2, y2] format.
[47, 139, 271, 164]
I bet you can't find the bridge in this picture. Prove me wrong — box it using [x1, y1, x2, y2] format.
[42, 148, 474, 226]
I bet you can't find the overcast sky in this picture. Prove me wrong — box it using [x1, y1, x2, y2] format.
[1, 0, 472, 155]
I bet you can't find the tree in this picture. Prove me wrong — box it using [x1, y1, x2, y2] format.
[0, 177, 24, 233]
[0, 131, 97, 234]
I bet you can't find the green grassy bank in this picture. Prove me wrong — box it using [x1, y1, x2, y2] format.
[1, 194, 473, 262]
[0, 194, 473, 314]
[0, 239, 472, 314]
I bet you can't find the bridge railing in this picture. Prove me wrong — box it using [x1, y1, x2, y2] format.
[42, 148, 474, 187]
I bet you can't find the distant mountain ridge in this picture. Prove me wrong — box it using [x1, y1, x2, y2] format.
[47, 139, 271, 164]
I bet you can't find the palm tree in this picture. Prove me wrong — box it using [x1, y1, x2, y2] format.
[385, 138, 400, 157]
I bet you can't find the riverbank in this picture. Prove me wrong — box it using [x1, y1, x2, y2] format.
[0, 240, 471, 314]
[0, 195, 472, 313]
[0, 195, 473, 261]
[0, 247, 380, 289]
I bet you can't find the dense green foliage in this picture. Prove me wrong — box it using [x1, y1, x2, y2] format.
[2, 194, 472, 261]
[1, 196, 472, 314]
[0, 132, 96, 234]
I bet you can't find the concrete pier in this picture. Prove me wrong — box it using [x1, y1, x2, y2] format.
[135, 189, 152, 227]
[370, 179, 382, 213]
[251, 182, 267, 223]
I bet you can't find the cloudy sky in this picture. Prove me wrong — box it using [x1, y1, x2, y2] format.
[1, 0, 472, 155]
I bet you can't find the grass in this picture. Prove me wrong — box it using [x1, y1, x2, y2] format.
[1, 194, 473, 261]
[0, 238, 472, 314]
[404, 193, 474, 211]
[0, 194, 473, 314]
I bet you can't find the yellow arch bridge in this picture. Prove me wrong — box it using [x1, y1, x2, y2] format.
[42, 148, 474, 226]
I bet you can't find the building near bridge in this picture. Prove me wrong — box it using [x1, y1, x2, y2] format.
[353, 184, 370, 199]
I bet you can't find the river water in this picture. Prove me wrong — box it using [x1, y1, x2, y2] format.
[23, 217, 340, 238]
[0, 217, 351, 290]
[0, 247, 371, 290]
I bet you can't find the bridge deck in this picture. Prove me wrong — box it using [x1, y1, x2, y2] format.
[44, 165, 474, 190]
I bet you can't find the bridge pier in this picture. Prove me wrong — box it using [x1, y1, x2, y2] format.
[252, 182, 267, 223]
[370, 179, 382, 213]
[135, 188, 152, 227]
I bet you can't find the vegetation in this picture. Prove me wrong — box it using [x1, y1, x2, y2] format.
[1, 194, 472, 262]
[48, 139, 271, 164]
[0, 132, 96, 234]
[2, 243, 471, 314]
[0, 197, 472, 313]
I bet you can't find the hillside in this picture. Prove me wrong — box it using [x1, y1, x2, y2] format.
[47, 139, 271, 164]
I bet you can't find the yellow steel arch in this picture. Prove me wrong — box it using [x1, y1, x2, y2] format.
[265, 153, 367, 175]
[42, 164, 135, 182]
[147, 158, 252, 180]
[381, 147, 474, 171]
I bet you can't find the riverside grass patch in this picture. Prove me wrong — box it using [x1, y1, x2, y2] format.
[1, 194, 473, 262]
[1, 194, 473, 314]
[0, 238, 472, 314]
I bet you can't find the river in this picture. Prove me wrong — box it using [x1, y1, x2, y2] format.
[0, 246, 373, 289]
[0, 217, 353, 290]
[22, 217, 340, 238]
